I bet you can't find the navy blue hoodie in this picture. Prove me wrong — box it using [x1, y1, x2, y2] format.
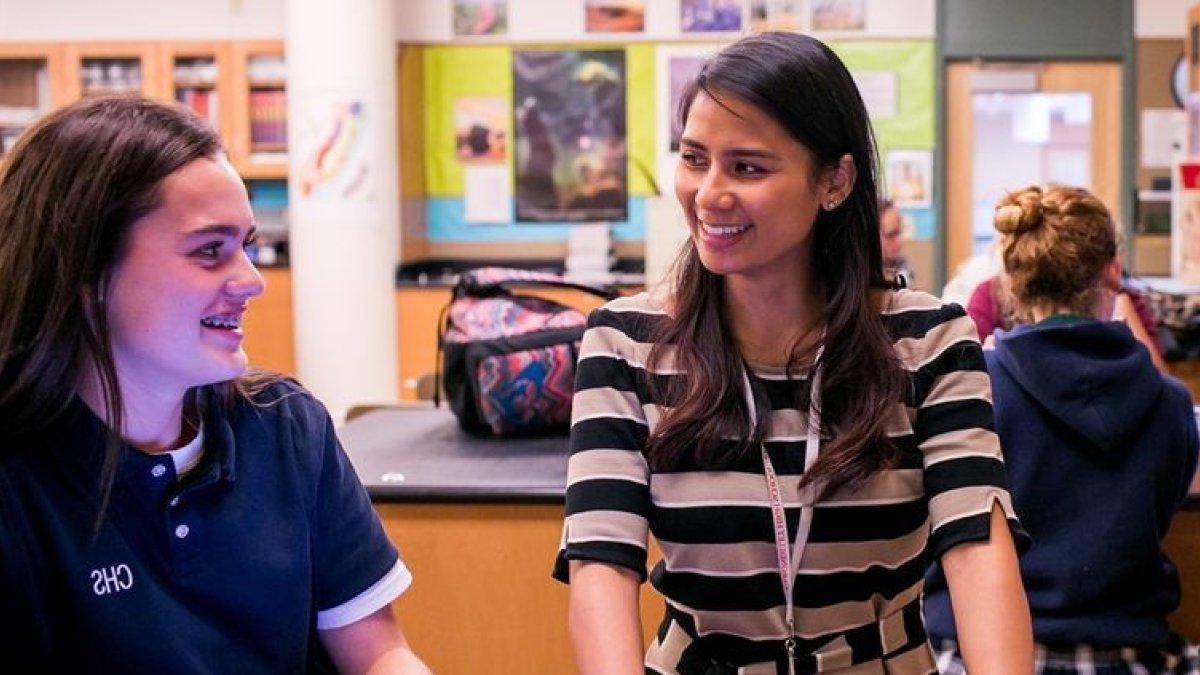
[924, 317, 1199, 648]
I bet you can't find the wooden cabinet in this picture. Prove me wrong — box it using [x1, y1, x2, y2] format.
[0, 39, 285, 185]
[229, 41, 287, 179]
[61, 42, 163, 101]
[0, 44, 65, 158]
[159, 42, 233, 143]
[1167, 510, 1200, 641]
[374, 502, 1199, 671]
[242, 267, 296, 377]
[377, 503, 666, 673]
[396, 287, 453, 400]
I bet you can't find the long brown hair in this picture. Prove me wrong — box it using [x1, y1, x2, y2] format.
[647, 33, 907, 495]
[0, 97, 279, 525]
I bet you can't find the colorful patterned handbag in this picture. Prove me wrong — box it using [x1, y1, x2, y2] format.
[436, 267, 619, 436]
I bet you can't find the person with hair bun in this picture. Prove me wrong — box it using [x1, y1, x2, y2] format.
[925, 185, 1200, 675]
[0, 97, 431, 674]
[555, 32, 1033, 675]
[963, 202, 1166, 371]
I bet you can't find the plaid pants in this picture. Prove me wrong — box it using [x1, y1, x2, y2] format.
[932, 637, 1200, 675]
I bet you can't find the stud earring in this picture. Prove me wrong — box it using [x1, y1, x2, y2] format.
[826, 200, 838, 210]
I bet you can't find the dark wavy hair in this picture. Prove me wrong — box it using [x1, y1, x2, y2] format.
[647, 33, 907, 495]
[0, 97, 279, 528]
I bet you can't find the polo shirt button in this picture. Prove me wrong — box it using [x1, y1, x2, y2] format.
[151, 464, 167, 478]
[169, 496, 179, 507]
[174, 524, 190, 539]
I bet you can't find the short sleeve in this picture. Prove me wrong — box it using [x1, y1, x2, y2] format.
[553, 308, 653, 583]
[308, 404, 410, 629]
[965, 278, 1000, 341]
[913, 306, 1030, 560]
[1123, 289, 1162, 355]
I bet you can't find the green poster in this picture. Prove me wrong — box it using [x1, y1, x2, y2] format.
[424, 44, 656, 198]
[828, 41, 935, 154]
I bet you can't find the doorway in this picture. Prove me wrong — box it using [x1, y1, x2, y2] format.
[944, 61, 1122, 283]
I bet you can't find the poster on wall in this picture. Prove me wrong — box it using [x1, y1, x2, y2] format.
[294, 97, 373, 203]
[810, 0, 866, 31]
[1172, 159, 1200, 283]
[884, 150, 931, 208]
[681, 0, 743, 33]
[453, 0, 507, 36]
[585, 0, 646, 33]
[749, 0, 799, 32]
[666, 56, 708, 152]
[656, 46, 716, 192]
[454, 97, 507, 163]
[513, 49, 628, 222]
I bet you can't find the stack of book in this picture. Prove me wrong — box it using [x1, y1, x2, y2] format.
[176, 89, 218, 127]
[249, 89, 287, 155]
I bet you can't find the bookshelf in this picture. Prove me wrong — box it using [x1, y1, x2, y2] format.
[0, 44, 63, 158]
[230, 41, 287, 179]
[0, 39, 289, 256]
[61, 43, 163, 101]
[161, 42, 232, 138]
[1, 41, 289, 179]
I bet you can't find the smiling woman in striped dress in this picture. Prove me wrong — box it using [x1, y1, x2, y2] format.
[553, 32, 1034, 675]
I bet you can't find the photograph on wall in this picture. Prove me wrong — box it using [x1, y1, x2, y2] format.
[810, 0, 866, 31]
[585, 0, 646, 33]
[454, 97, 508, 163]
[513, 49, 628, 222]
[885, 149, 931, 208]
[452, 0, 508, 37]
[749, 0, 799, 32]
[681, 0, 743, 33]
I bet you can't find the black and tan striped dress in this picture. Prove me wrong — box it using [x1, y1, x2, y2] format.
[553, 289, 1027, 674]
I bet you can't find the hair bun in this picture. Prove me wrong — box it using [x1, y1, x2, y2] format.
[994, 193, 1043, 235]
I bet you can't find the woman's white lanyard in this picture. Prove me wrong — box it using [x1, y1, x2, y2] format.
[741, 346, 824, 675]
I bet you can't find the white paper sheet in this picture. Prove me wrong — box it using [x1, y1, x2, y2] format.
[851, 71, 897, 119]
[463, 164, 511, 223]
[1141, 108, 1187, 169]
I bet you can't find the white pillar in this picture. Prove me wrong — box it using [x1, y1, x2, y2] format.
[286, 0, 399, 421]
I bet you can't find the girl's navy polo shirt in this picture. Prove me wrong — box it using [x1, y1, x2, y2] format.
[0, 381, 410, 673]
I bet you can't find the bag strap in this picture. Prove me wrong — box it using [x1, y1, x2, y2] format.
[433, 298, 452, 408]
[456, 267, 619, 301]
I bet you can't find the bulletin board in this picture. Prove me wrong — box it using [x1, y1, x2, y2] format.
[830, 40, 937, 240]
[413, 39, 934, 244]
